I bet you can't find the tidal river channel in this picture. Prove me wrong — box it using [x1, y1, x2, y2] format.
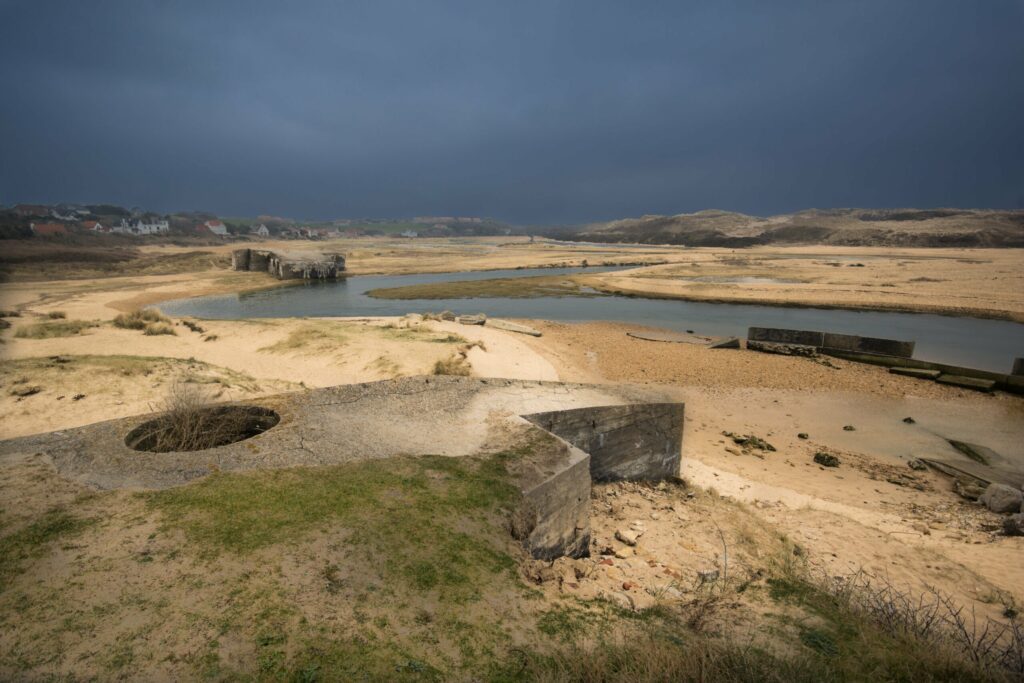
[162, 266, 1024, 373]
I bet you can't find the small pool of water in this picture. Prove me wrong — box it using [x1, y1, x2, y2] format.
[161, 267, 1024, 373]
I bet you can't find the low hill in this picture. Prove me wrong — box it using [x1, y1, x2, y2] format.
[568, 208, 1024, 247]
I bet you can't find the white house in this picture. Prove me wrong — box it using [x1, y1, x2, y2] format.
[250, 223, 270, 237]
[203, 220, 229, 237]
[113, 219, 170, 235]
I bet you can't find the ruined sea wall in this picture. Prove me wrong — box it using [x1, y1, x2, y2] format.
[232, 248, 345, 280]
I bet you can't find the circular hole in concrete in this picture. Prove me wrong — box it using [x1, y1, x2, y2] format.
[125, 405, 280, 453]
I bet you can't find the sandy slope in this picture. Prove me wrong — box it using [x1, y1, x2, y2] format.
[520, 321, 1024, 616]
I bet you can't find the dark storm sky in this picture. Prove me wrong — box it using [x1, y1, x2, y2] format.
[2, 1, 1022, 223]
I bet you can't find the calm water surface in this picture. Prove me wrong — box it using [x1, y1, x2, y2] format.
[162, 267, 1024, 373]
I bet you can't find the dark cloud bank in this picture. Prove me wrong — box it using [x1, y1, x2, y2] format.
[1, 0, 1022, 223]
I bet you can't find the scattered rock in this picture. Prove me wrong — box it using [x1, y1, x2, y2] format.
[599, 558, 614, 566]
[953, 478, 986, 501]
[439, 310, 456, 321]
[722, 431, 776, 452]
[615, 529, 641, 546]
[9, 385, 42, 397]
[813, 452, 840, 468]
[979, 484, 1023, 514]
[906, 458, 927, 471]
[622, 581, 636, 591]
[1003, 513, 1024, 537]
[842, 425, 856, 432]
[902, 417, 916, 424]
[613, 547, 631, 559]
[797, 433, 809, 440]
[72, 393, 86, 401]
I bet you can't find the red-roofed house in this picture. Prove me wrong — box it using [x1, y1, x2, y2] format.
[81, 220, 108, 233]
[15, 204, 49, 217]
[30, 222, 68, 236]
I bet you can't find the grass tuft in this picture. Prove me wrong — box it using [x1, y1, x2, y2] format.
[113, 308, 170, 330]
[142, 322, 176, 336]
[13, 319, 99, 338]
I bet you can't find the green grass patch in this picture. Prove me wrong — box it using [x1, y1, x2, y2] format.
[259, 323, 349, 353]
[366, 275, 599, 300]
[0, 508, 95, 591]
[13, 319, 100, 338]
[145, 453, 521, 600]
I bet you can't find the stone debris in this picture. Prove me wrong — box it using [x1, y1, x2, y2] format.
[953, 478, 986, 501]
[457, 313, 487, 326]
[439, 310, 456, 321]
[979, 483, 1023, 514]
[746, 340, 819, 357]
[906, 458, 927, 471]
[9, 385, 42, 397]
[615, 528, 641, 546]
[1003, 513, 1024, 537]
[813, 452, 840, 468]
[722, 431, 775, 452]
[843, 425, 856, 431]
[902, 416, 916, 424]
[797, 433, 809, 440]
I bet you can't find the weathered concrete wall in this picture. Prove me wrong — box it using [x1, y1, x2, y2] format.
[522, 403, 684, 482]
[748, 326, 824, 347]
[512, 443, 592, 560]
[234, 248, 344, 280]
[747, 327, 914, 358]
[1013, 358, 1023, 376]
[822, 332, 914, 358]
[231, 248, 251, 271]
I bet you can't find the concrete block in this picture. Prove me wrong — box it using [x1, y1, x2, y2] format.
[487, 319, 542, 336]
[1013, 358, 1024, 376]
[231, 248, 251, 271]
[748, 327, 824, 347]
[822, 332, 914, 358]
[889, 367, 941, 379]
[936, 375, 996, 392]
[523, 403, 684, 482]
[709, 337, 741, 349]
[516, 448, 592, 560]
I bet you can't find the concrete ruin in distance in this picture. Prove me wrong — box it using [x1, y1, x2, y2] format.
[232, 248, 345, 280]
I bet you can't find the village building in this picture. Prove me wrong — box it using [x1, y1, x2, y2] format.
[15, 204, 49, 217]
[202, 220, 229, 237]
[30, 222, 68, 236]
[113, 219, 170, 235]
[81, 220, 107, 232]
[250, 223, 270, 237]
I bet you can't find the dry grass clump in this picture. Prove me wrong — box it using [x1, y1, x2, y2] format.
[112, 308, 170, 330]
[432, 355, 471, 376]
[142, 322, 176, 336]
[46, 311, 66, 319]
[132, 383, 276, 453]
[14, 320, 99, 339]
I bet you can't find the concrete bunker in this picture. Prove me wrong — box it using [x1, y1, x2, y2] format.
[125, 405, 280, 453]
[515, 402, 684, 560]
[0, 377, 684, 561]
